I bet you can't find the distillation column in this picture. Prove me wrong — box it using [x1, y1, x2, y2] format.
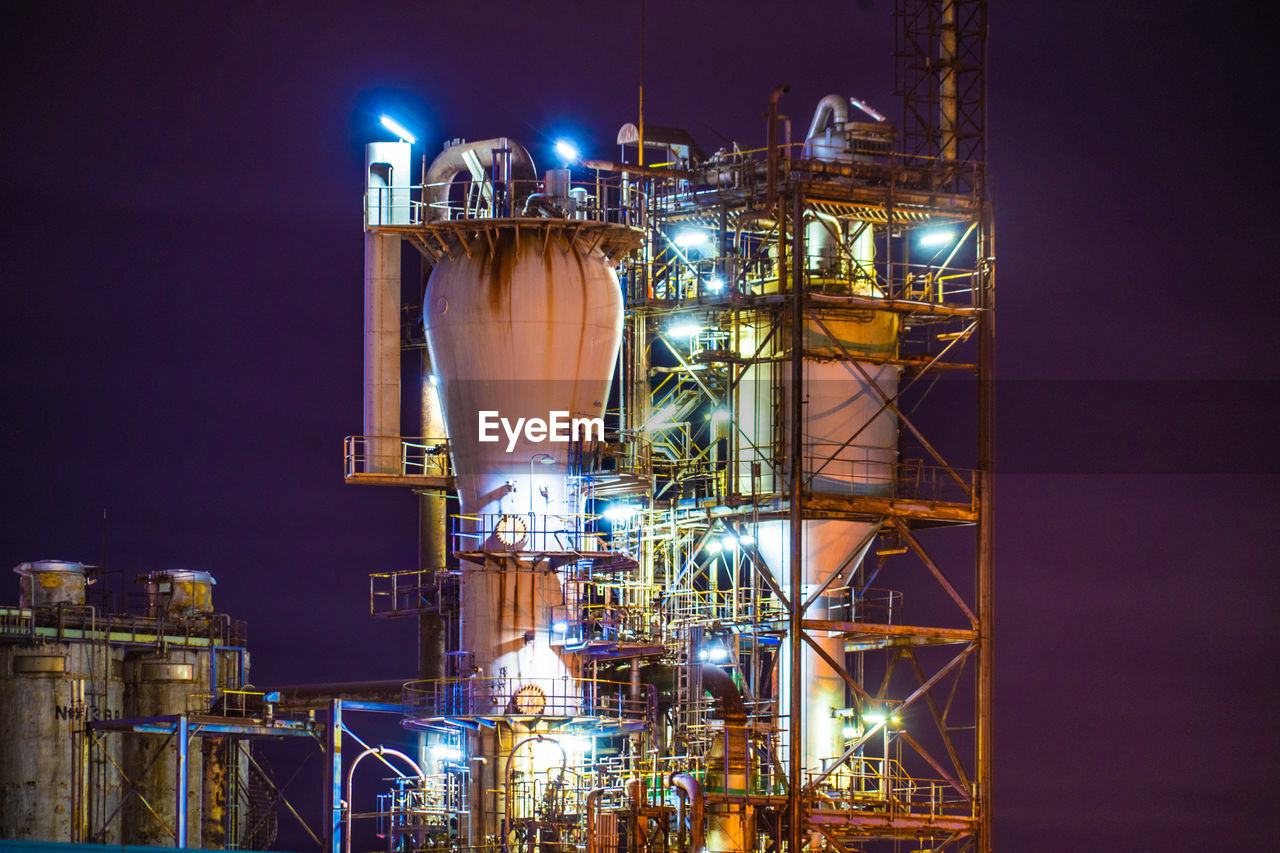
[419, 139, 625, 844]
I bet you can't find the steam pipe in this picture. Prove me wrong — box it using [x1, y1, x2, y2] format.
[666, 773, 703, 853]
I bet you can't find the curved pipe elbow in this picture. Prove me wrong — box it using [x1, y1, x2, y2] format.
[807, 93, 850, 140]
[667, 772, 704, 852]
[422, 137, 537, 221]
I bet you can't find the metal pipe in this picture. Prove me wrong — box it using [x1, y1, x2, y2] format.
[421, 139, 536, 221]
[503, 735, 567, 840]
[787, 187, 805, 853]
[343, 746, 425, 853]
[805, 94, 849, 140]
[584, 787, 607, 853]
[175, 715, 188, 848]
[666, 773, 703, 853]
[766, 85, 790, 215]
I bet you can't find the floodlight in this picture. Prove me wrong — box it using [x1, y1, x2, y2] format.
[918, 229, 955, 247]
[668, 322, 702, 338]
[554, 139, 580, 164]
[673, 231, 709, 249]
[380, 115, 416, 145]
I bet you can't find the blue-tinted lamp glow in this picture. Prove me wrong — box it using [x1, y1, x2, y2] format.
[554, 139, 580, 163]
[380, 115, 417, 145]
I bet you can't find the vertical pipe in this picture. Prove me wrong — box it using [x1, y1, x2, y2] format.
[420, 344, 448, 681]
[175, 716, 189, 848]
[976, 203, 995, 853]
[787, 189, 804, 853]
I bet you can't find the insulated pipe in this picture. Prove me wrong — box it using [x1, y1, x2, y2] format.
[272, 680, 407, 709]
[806, 93, 849, 140]
[666, 773, 704, 853]
[422, 138, 537, 222]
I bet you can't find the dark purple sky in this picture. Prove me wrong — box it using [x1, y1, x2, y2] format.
[2, 2, 1277, 849]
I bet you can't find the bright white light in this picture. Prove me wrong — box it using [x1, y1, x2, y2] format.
[707, 277, 726, 293]
[704, 539, 723, 554]
[841, 725, 858, 739]
[562, 736, 593, 754]
[603, 504, 639, 522]
[554, 139, 580, 163]
[430, 745, 462, 761]
[861, 711, 901, 725]
[552, 621, 569, 633]
[428, 374, 438, 386]
[706, 645, 729, 663]
[668, 322, 702, 338]
[918, 229, 955, 247]
[721, 534, 738, 551]
[697, 649, 708, 661]
[737, 533, 755, 546]
[673, 231, 709, 249]
[709, 408, 732, 425]
[380, 115, 416, 145]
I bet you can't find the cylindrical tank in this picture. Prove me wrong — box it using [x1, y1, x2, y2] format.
[13, 560, 92, 609]
[0, 641, 124, 842]
[121, 648, 209, 846]
[143, 569, 215, 619]
[736, 276, 901, 770]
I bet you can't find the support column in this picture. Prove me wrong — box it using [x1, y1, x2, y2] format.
[325, 700, 343, 853]
[175, 716, 189, 849]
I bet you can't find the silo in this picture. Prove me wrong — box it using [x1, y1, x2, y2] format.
[122, 569, 216, 846]
[1, 561, 124, 842]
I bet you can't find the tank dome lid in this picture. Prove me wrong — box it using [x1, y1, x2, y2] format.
[13, 559, 88, 576]
[145, 568, 216, 584]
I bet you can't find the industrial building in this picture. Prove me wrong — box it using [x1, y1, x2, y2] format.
[1, 2, 991, 851]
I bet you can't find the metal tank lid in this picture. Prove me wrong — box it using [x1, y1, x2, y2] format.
[13, 559, 88, 576]
[145, 568, 216, 584]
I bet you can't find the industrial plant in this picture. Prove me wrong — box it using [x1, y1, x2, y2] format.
[1, 2, 992, 852]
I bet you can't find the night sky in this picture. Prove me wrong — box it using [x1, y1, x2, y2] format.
[2, 2, 1278, 850]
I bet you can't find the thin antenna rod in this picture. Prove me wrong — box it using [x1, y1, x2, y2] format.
[638, 0, 645, 166]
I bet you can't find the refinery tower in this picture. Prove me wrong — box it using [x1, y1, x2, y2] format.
[0, 2, 991, 852]
[344, 3, 993, 852]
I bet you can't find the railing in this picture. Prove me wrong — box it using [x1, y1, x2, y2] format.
[807, 757, 976, 818]
[369, 568, 457, 616]
[0, 604, 246, 648]
[547, 601, 655, 648]
[365, 174, 649, 229]
[451, 512, 621, 555]
[343, 435, 451, 479]
[403, 676, 653, 725]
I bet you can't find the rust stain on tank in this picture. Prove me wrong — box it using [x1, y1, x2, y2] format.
[475, 230, 519, 318]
